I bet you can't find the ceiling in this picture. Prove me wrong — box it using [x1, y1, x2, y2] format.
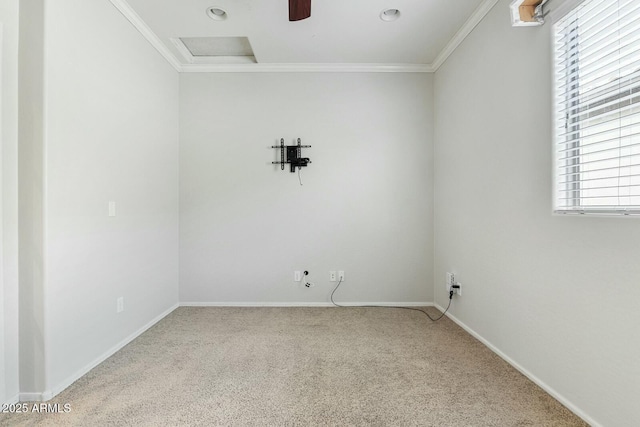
[112, 0, 496, 72]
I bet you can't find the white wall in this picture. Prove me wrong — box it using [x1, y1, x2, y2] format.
[0, 0, 20, 405]
[0, 21, 4, 403]
[179, 73, 434, 304]
[18, 0, 47, 398]
[433, 1, 640, 426]
[19, 0, 180, 397]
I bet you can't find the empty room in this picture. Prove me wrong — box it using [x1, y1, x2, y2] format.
[1, 0, 639, 425]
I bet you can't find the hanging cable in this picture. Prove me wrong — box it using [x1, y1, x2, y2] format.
[330, 278, 454, 322]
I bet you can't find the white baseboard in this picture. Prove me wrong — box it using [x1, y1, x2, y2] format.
[180, 302, 434, 307]
[435, 304, 601, 427]
[22, 303, 179, 402]
[3, 394, 20, 406]
[18, 391, 51, 402]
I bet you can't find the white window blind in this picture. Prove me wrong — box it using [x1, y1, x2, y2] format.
[554, 0, 640, 215]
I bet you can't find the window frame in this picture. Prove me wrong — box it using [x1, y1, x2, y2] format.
[551, 0, 640, 217]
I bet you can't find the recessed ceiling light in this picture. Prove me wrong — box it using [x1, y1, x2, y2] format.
[380, 8, 401, 22]
[207, 7, 228, 21]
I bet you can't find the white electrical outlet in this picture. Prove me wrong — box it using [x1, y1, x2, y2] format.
[338, 271, 345, 281]
[329, 271, 337, 282]
[116, 297, 124, 313]
[294, 271, 302, 282]
[456, 282, 462, 296]
[446, 272, 455, 291]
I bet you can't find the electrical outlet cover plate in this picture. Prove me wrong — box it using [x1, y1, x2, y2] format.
[446, 272, 454, 291]
[329, 271, 337, 282]
[294, 271, 302, 282]
[456, 283, 462, 296]
[338, 271, 345, 281]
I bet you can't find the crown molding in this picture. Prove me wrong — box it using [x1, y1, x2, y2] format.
[430, 0, 500, 72]
[180, 63, 434, 73]
[108, 0, 182, 72]
[110, 0, 497, 74]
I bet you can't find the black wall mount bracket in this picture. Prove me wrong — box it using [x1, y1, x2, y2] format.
[271, 138, 311, 173]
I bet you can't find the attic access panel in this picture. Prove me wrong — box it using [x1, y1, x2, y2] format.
[180, 37, 254, 57]
[174, 37, 257, 63]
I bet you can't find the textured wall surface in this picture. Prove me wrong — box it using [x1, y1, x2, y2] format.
[434, 1, 640, 425]
[179, 72, 434, 305]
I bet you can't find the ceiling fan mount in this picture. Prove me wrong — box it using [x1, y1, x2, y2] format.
[289, 0, 311, 21]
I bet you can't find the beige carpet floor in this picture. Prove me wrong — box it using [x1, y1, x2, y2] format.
[1, 307, 587, 426]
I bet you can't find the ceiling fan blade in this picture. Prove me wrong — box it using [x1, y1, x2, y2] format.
[289, 0, 311, 21]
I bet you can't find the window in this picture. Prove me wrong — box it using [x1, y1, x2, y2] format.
[554, 0, 640, 215]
